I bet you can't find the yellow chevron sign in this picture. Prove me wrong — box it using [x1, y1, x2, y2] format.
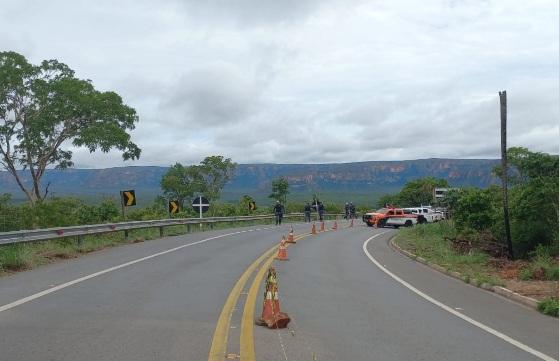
[122, 190, 136, 207]
[169, 200, 179, 214]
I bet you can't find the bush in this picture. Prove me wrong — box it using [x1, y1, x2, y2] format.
[546, 266, 559, 281]
[519, 268, 533, 281]
[538, 298, 559, 317]
[0, 244, 33, 271]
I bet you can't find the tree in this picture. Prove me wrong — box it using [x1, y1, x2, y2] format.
[160, 163, 204, 208]
[198, 156, 236, 201]
[269, 177, 289, 204]
[0, 51, 140, 205]
[397, 177, 449, 206]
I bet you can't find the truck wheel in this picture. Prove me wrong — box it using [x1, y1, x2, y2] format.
[367, 223, 373, 227]
[379, 219, 387, 228]
[393, 225, 400, 229]
[405, 220, 413, 227]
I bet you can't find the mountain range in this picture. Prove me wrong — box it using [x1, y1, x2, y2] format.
[0, 158, 500, 205]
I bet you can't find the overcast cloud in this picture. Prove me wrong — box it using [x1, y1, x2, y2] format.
[1, 0, 559, 167]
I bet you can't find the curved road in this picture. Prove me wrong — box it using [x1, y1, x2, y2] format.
[0, 222, 557, 360]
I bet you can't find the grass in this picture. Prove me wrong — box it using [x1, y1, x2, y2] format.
[538, 298, 559, 317]
[0, 218, 280, 276]
[395, 221, 505, 287]
[518, 245, 559, 281]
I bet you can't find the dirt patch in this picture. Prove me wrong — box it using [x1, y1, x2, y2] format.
[487, 259, 529, 280]
[40, 251, 78, 260]
[505, 280, 559, 300]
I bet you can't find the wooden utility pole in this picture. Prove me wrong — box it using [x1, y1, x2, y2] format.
[499, 91, 514, 259]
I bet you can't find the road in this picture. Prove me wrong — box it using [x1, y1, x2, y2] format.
[0, 222, 557, 361]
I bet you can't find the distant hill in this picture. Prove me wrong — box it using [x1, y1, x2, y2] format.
[0, 158, 500, 205]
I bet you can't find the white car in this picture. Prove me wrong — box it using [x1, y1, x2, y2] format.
[403, 207, 443, 223]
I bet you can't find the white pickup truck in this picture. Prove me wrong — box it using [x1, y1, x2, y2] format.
[403, 207, 443, 223]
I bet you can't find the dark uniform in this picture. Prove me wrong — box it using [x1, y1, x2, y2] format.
[344, 202, 350, 219]
[273, 202, 284, 225]
[304, 203, 311, 222]
[318, 202, 325, 221]
[349, 202, 356, 219]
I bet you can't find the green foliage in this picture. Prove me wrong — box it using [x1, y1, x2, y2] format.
[160, 156, 236, 211]
[538, 298, 559, 317]
[0, 244, 33, 271]
[199, 156, 236, 201]
[375, 177, 449, 208]
[518, 268, 532, 280]
[397, 177, 449, 207]
[269, 177, 290, 204]
[0, 51, 141, 204]
[452, 187, 499, 232]
[519, 245, 559, 281]
[160, 163, 204, 208]
[396, 222, 503, 285]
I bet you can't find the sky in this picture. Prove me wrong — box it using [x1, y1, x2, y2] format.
[1, 0, 559, 167]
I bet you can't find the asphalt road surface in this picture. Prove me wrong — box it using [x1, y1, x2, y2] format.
[0, 222, 557, 361]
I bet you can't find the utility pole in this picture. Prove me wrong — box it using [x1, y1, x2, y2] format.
[499, 91, 514, 259]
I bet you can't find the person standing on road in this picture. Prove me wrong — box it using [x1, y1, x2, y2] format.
[349, 202, 356, 219]
[344, 202, 350, 219]
[304, 202, 311, 222]
[273, 201, 284, 225]
[318, 201, 325, 221]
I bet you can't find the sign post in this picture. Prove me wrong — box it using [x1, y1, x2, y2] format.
[120, 189, 136, 239]
[192, 196, 210, 228]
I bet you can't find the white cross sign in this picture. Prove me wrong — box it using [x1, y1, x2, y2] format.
[192, 196, 210, 216]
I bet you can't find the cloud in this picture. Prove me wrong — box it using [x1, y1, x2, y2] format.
[1, 0, 559, 169]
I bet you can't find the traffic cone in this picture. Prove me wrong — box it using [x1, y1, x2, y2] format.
[256, 268, 290, 329]
[311, 223, 317, 235]
[275, 238, 289, 261]
[332, 221, 338, 230]
[287, 227, 296, 243]
[320, 221, 325, 232]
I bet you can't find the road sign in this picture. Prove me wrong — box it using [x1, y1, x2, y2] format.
[192, 196, 210, 214]
[249, 201, 257, 211]
[121, 190, 136, 207]
[169, 200, 179, 214]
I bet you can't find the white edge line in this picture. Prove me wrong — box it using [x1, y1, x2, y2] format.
[362, 232, 557, 361]
[0, 226, 275, 313]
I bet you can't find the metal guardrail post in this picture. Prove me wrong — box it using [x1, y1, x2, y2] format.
[124, 229, 129, 240]
[159, 226, 164, 237]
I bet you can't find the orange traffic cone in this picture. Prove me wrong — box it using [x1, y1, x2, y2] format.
[332, 221, 338, 230]
[311, 223, 317, 235]
[287, 227, 296, 243]
[320, 221, 325, 232]
[256, 268, 290, 329]
[275, 238, 289, 261]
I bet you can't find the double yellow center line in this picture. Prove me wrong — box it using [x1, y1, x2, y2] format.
[208, 232, 310, 361]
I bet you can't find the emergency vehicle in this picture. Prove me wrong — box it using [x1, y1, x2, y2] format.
[362, 207, 425, 228]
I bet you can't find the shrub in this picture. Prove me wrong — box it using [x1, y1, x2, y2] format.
[538, 298, 559, 317]
[519, 268, 533, 281]
[0, 245, 33, 271]
[546, 266, 559, 281]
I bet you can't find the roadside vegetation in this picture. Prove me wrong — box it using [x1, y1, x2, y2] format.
[388, 147, 559, 316]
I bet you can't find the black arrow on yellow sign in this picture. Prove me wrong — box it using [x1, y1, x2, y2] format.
[169, 200, 179, 214]
[121, 190, 136, 207]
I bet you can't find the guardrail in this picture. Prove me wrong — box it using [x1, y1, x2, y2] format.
[0, 213, 345, 246]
